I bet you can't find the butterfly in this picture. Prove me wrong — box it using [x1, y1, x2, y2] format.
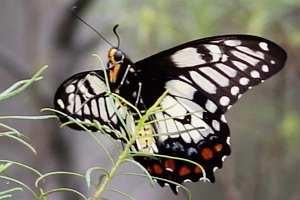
[54, 34, 287, 194]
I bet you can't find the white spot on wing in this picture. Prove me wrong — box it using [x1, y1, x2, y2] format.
[99, 98, 108, 121]
[162, 96, 186, 117]
[57, 99, 65, 109]
[171, 48, 206, 68]
[91, 99, 99, 117]
[181, 131, 192, 143]
[226, 137, 231, 145]
[155, 112, 168, 134]
[212, 120, 220, 131]
[231, 50, 259, 66]
[262, 65, 269, 72]
[77, 80, 92, 98]
[239, 77, 250, 85]
[250, 70, 260, 78]
[166, 119, 180, 137]
[190, 71, 217, 94]
[166, 79, 197, 98]
[215, 63, 237, 78]
[179, 75, 193, 84]
[204, 44, 221, 53]
[232, 61, 248, 71]
[203, 44, 222, 62]
[231, 86, 239, 96]
[199, 67, 229, 87]
[84, 118, 92, 123]
[65, 84, 75, 93]
[236, 46, 264, 59]
[221, 54, 228, 62]
[105, 97, 116, 122]
[184, 124, 202, 143]
[86, 74, 106, 94]
[222, 155, 227, 162]
[175, 120, 185, 134]
[175, 97, 204, 119]
[224, 39, 242, 46]
[158, 134, 168, 143]
[259, 42, 269, 51]
[192, 117, 212, 137]
[221, 114, 227, 123]
[205, 99, 218, 113]
[220, 96, 230, 106]
[67, 94, 82, 115]
[84, 104, 90, 115]
[270, 60, 276, 64]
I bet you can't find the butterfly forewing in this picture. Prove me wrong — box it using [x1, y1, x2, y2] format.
[136, 35, 287, 112]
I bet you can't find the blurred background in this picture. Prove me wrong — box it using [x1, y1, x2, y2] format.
[0, 0, 299, 199]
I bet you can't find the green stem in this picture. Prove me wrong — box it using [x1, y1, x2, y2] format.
[92, 132, 137, 199]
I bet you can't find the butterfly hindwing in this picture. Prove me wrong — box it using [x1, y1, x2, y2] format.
[133, 89, 231, 194]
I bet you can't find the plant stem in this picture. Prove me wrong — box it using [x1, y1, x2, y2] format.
[92, 134, 136, 199]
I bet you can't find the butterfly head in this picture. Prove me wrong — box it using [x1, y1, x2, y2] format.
[108, 48, 125, 83]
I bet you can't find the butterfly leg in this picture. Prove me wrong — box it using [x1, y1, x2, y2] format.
[115, 65, 132, 89]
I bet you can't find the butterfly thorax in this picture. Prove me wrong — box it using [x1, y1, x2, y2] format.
[108, 48, 148, 112]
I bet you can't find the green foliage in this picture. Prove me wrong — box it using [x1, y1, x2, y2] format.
[0, 66, 55, 154]
[0, 66, 54, 199]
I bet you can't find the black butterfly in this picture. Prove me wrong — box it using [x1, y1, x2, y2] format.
[54, 34, 287, 194]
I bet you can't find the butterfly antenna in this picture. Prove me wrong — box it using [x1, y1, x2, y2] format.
[72, 6, 114, 47]
[113, 24, 120, 49]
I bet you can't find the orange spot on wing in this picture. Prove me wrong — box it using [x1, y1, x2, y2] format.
[214, 143, 223, 152]
[164, 159, 175, 171]
[201, 148, 214, 160]
[153, 164, 163, 175]
[194, 165, 203, 174]
[179, 165, 191, 176]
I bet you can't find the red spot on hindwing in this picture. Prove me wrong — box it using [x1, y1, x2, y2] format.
[214, 143, 223, 152]
[201, 147, 214, 160]
[153, 164, 163, 175]
[179, 165, 191, 176]
[164, 159, 176, 171]
[194, 165, 203, 174]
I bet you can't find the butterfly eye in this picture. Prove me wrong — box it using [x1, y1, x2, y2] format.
[114, 50, 123, 62]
